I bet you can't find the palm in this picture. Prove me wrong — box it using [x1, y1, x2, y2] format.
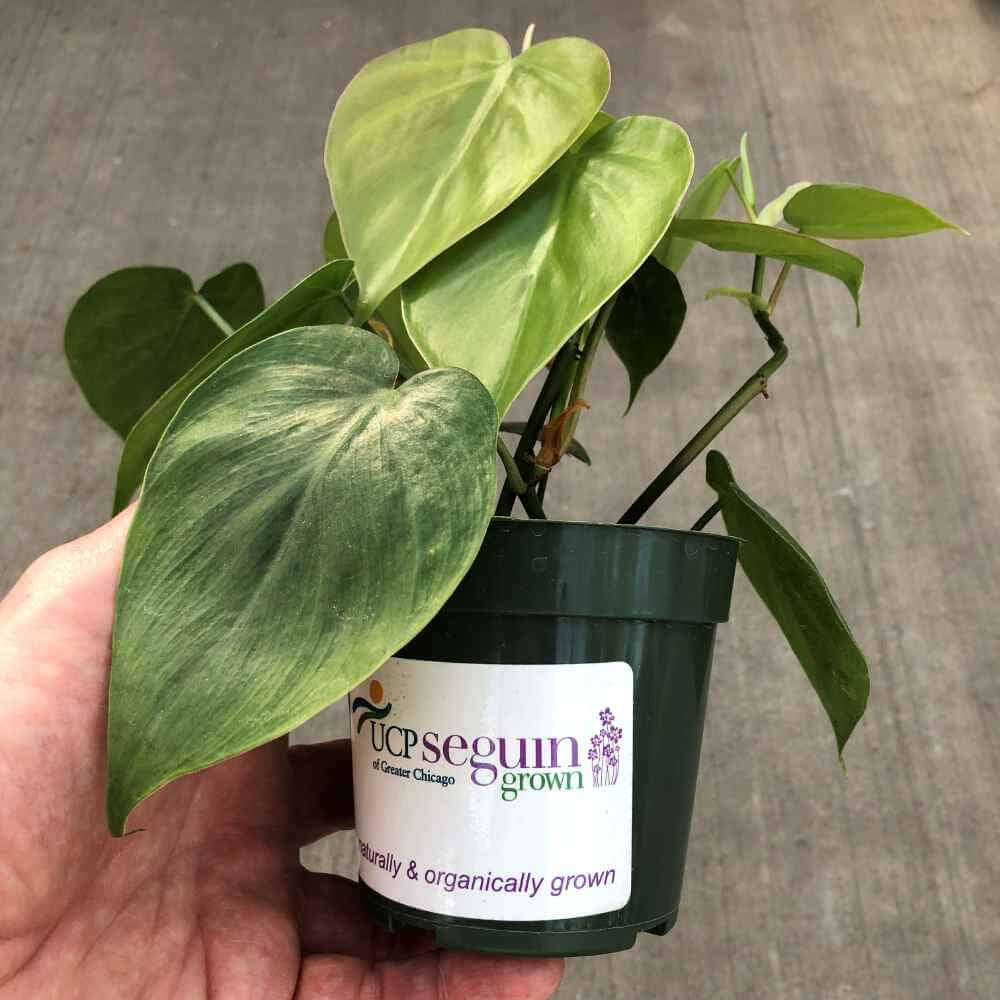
[0, 512, 562, 1000]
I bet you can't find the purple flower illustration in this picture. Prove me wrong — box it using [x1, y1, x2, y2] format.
[589, 708, 623, 787]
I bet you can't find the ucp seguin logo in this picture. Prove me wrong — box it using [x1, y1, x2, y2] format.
[351, 676, 624, 801]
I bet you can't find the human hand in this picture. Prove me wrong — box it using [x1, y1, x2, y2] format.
[0, 512, 563, 999]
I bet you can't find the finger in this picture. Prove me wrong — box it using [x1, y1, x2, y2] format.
[295, 951, 564, 1000]
[298, 870, 435, 960]
[288, 738, 354, 845]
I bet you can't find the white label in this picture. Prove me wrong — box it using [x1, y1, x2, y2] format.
[350, 657, 632, 921]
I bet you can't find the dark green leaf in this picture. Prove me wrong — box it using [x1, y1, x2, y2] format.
[606, 257, 687, 412]
[108, 325, 498, 834]
[783, 183, 968, 239]
[65, 263, 264, 437]
[706, 450, 869, 757]
[326, 28, 610, 319]
[654, 157, 738, 273]
[668, 219, 864, 323]
[113, 260, 354, 513]
[323, 212, 348, 262]
[500, 421, 591, 465]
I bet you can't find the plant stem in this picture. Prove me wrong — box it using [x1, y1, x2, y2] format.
[768, 261, 792, 312]
[726, 166, 758, 223]
[497, 439, 546, 518]
[561, 294, 617, 454]
[618, 312, 788, 525]
[495, 335, 578, 516]
[751, 255, 766, 298]
[192, 293, 234, 337]
[690, 500, 722, 532]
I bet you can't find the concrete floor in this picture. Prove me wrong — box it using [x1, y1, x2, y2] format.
[2, 1, 998, 997]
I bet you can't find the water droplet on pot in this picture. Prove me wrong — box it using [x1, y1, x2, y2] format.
[531, 556, 548, 573]
[684, 539, 701, 558]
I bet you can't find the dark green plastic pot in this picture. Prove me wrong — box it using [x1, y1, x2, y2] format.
[359, 517, 738, 957]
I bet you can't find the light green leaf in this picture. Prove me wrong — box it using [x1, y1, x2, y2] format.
[108, 326, 498, 834]
[757, 181, 811, 228]
[326, 28, 610, 319]
[571, 109, 615, 150]
[113, 260, 354, 513]
[606, 257, 687, 412]
[500, 420, 591, 465]
[784, 183, 968, 239]
[739, 132, 755, 212]
[668, 219, 864, 323]
[402, 116, 694, 415]
[705, 286, 771, 314]
[324, 212, 431, 377]
[706, 450, 869, 758]
[65, 263, 264, 437]
[654, 157, 738, 273]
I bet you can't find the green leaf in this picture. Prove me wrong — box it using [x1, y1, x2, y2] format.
[756, 181, 811, 228]
[783, 183, 968, 239]
[654, 157, 738, 273]
[570, 109, 615, 150]
[668, 219, 864, 324]
[705, 286, 771, 314]
[402, 116, 694, 415]
[326, 28, 611, 319]
[706, 450, 869, 758]
[113, 259, 354, 513]
[739, 132, 755, 212]
[324, 212, 431, 378]
[65, 263, 264, 437]
[606, 257, 687, 412]
[323, 212, 348, 262]
[108, 326, 498, 835]
[500, 421, 591, 465]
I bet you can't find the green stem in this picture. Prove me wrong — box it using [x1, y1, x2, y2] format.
[497, 439, 546, 519]
[561, 294, 617, 452]
[618, 312, 788, 525]
[495, 335, 578, 516]
[192, 294, 234, 337]
[768, 261, 792, 312]
[690, 500, 722, 532]
[751, 255, 766, 298]
[726, 166, 758, 223]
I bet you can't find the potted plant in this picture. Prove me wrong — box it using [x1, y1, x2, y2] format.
[64, 26, 964, 958]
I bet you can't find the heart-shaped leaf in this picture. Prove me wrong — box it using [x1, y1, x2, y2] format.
[654, 156, 738, 273]
[66, 263, 264, 437]
[402, 116, 694, 415]
[325, 28, 610, 319]
[323, 212, 426, 377]
[667, 219, 864, 323]
[706, 450, 870, 758]
[606, 257, 687, 412]
[108, 325, 498, 834]
[783, 183, 968, 239]
[113, 260, 354, 513]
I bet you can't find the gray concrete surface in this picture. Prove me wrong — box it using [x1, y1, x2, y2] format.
[2, 1, 998, 997]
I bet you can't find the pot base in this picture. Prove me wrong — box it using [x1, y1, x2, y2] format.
[362, 882, 678, 957]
